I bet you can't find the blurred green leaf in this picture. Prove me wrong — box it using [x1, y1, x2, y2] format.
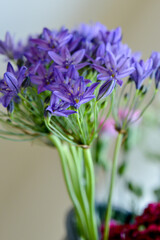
[138, 225, 146, 231]
[126, 181, 143, 197]
[153, 187, 160, 201]
[118, 161, 127, 176]
[145, 152, 160, 162]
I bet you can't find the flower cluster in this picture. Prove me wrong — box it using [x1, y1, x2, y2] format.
[0, 23, 158, 116]
[101, 202, 160, 240]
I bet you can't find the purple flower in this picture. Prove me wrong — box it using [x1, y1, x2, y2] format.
[150, 51, 160, 88]
[155, 67, 160, 89]
[76, 22, 107, 41]
[48, 46, 87, 71]
[30, 28, 72, 51]
[94, 46, 134, 83]
[0, 63, 27, 107]
[0, 32, 24, 59]
[100, 27, 122, 45]
[95, 42, 132, 66]
[130, 51, 141, 64]
[48, 66, 99, 108]
[46, 66, 79, 94]
[46, 94, 76, 117]
[30, 64, 59, 93]
[97, 79, 116, 100]
[24, 42, 48, 65]
[71, 23, 107, 56]
[130, 59, 153, 89]
[150, 51, 160, 70]
[93, 45, 135, 99]
[55, 81, 99, 108]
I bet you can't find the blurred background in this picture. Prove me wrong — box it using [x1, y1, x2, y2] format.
[0, 0, 160, 239]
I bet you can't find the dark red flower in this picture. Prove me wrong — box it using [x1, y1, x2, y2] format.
[100, 203, 160, 240]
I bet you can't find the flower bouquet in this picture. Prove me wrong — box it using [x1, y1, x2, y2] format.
[0, 23, 160, 240]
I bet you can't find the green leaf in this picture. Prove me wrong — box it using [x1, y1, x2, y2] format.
[126, 181, 143, 197]
[118, 161, 127, 176]
[153, 187, 160, 201]
[145, 152, 160, 162]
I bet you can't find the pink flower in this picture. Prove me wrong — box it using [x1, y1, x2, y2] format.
[99, 109, 141, 137]
[100, 117, 117, 137]
[118, 109, 141, 124]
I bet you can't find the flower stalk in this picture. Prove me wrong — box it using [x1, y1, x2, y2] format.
[48, 134, 98, 240]
[103, 132, 123, 240]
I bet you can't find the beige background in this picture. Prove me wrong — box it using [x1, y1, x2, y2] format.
[0, 1, 160, 240]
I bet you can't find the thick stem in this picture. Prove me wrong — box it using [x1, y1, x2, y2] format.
[83, 148, 98, 240]
[49, 134, 97, 240]
[103, 133, 123, 240]
[48, 135, 88, 237]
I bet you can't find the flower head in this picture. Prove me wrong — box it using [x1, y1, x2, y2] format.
[0, 32, 24, 59]
[50, 67, 99, 108]
[93, 44, 135, 99]
[100, 27, 122, 46]
[0, 63, 27, 107]
[130, 58, 153, 89]
[30, 27, 72, 51]
[30, 63, 59, 93]
[46, 94, 76, 117]
[48, 46, 87, 71]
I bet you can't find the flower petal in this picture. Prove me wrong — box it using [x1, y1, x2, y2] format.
[48, 51, 64, 65]
[72, 49, 85, 64]
[61, 46, 71, 59]
[4, 72, 18, 92]
[118, 67, 135, 79]
[92, 64, 108, 74]
[97, 80, 116, 100]
[53, 91, 72, 103]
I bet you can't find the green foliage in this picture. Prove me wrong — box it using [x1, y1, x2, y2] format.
[92, 136, 109, 170]
[118, 161, 127, 176]
[145, 151, 160, 162]
[0, 86, 50, 141]
[153, 187, 160, 201]
[126, 181, 143, 198]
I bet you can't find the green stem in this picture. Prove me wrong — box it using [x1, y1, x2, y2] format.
[46, 118, 75, 145]
[69, 145, 93, 239]
[131, 91, 157, 124]
[122, 90, 138, 129]
[18, 93, 39, 115]
[83, 148, 98, 240]
[77, 110, 86, 144]
[94, 101, 98, 134]
[48, 135, 87, 236]
[103, 133, 123, 240]
[98, 93, 113, 135]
